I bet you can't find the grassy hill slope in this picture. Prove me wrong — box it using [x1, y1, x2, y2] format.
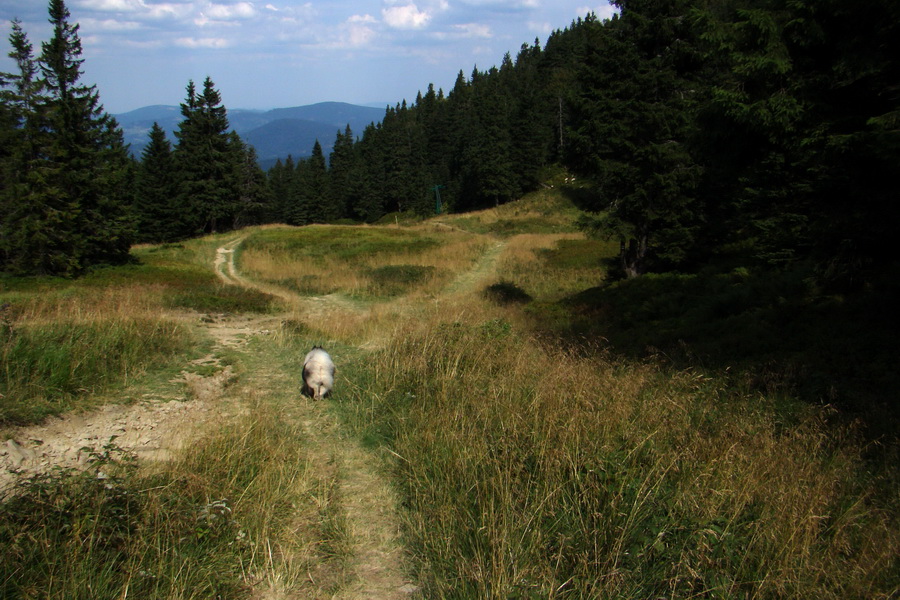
[1, 192, 896, 598]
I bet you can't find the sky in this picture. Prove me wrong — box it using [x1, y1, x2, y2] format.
[0, 0, 616, 114]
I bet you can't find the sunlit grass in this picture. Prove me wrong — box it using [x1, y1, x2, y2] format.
[338, 310, 899, 598]
[439, 186, 583, 236]
[0, 238, 277, 427]
[0, 386, 345, 599]
[238, 224, 490, 300]
[2, 190, 896, 600]
[491, 233, 615, 301]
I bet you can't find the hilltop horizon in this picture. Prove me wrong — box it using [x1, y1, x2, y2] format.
[115, 100, 387, 168]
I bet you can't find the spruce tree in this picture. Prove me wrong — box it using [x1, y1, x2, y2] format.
[228, 131, 267, 228]
[566, 4, 704, 277]
[134, 122, 177, 242]
[306, 139, 330, 222]
[351, 123, 388, 222]
[285, 157, 312, 225]
[266, 156, 295, 223]
[462, 63, 517, 208]
[1, 1, 132, 275]
[0, 19, 43, 269]
[328, 125, 356, 220]
[173, 77, 235, 236]
[694, 0, 900, 288]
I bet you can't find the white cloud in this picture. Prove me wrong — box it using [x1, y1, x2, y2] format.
[576, 4, 618, 20]
[81, 17, 142, 31]
[457, 0, 537, 6]
[527, 20, 551, 33]
[382, 3, 431, 29]
[143, 3, 194, 20]
[205, 2, 257, 20]
[347, 24, 377, 46]
[452, 23, 492, 38]
[342, 14, 378, 47]
[76, 0, 192, 20]
[175, 36, 230, 48]
[76, 0, 145, 11]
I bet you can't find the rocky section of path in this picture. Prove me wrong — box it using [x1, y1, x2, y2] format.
[1, 394, 213, 490]
[0, 311, 272, 497]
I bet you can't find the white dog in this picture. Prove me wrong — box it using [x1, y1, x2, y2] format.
[302, 346, 335, 400]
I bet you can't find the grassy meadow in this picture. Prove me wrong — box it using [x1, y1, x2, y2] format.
[0, 235, 277, 425]
[0, 189, 897, 598]
[238, 224, 491, 300]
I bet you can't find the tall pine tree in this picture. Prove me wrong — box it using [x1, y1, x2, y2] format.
[133, 122, 178, 243]
[1, 1, 132, 275]
[566, 4, 704, 277]
[173, 77, 234, 236]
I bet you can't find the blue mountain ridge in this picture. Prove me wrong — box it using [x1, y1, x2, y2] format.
[114, 101, 385, 168]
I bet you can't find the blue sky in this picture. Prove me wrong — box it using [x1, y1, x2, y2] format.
[1, 0, 616, 114]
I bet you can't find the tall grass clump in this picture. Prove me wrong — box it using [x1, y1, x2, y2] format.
[0, 312, 192, 425]
[342, 318, 898, 598]
[0, 392, 344, 599]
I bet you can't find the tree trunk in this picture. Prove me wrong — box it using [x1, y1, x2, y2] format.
[621, 235, 647, 278]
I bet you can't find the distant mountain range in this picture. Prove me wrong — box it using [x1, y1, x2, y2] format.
[114, 101, 386, 169]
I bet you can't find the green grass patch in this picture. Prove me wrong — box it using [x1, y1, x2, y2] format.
[0, 317, 194, 426]
[538, 237, 618, 269]
[166, 283, 277, 314]
[366, 264, 437, 297]
[244, 226, 441, 262]
[0, 243, 278, 316]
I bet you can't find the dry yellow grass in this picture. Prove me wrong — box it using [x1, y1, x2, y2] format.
[345, 309, 899, 598]
[238, 225, 491, 299]
[493, 232, 606, 300]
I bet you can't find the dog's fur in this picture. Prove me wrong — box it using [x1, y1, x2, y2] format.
[302, 346, 335, 400]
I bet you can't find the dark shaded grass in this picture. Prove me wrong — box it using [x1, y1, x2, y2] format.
[548, 267, 900, 436]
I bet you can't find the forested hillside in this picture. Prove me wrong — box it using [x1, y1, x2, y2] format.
[4, 0, 897, 286]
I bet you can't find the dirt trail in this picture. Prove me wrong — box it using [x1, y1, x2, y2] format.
[214, 240, 418, 600]
[0, 312, 264, 496]
[444, 239, 507, 296]
[1, 235, 508, 596]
